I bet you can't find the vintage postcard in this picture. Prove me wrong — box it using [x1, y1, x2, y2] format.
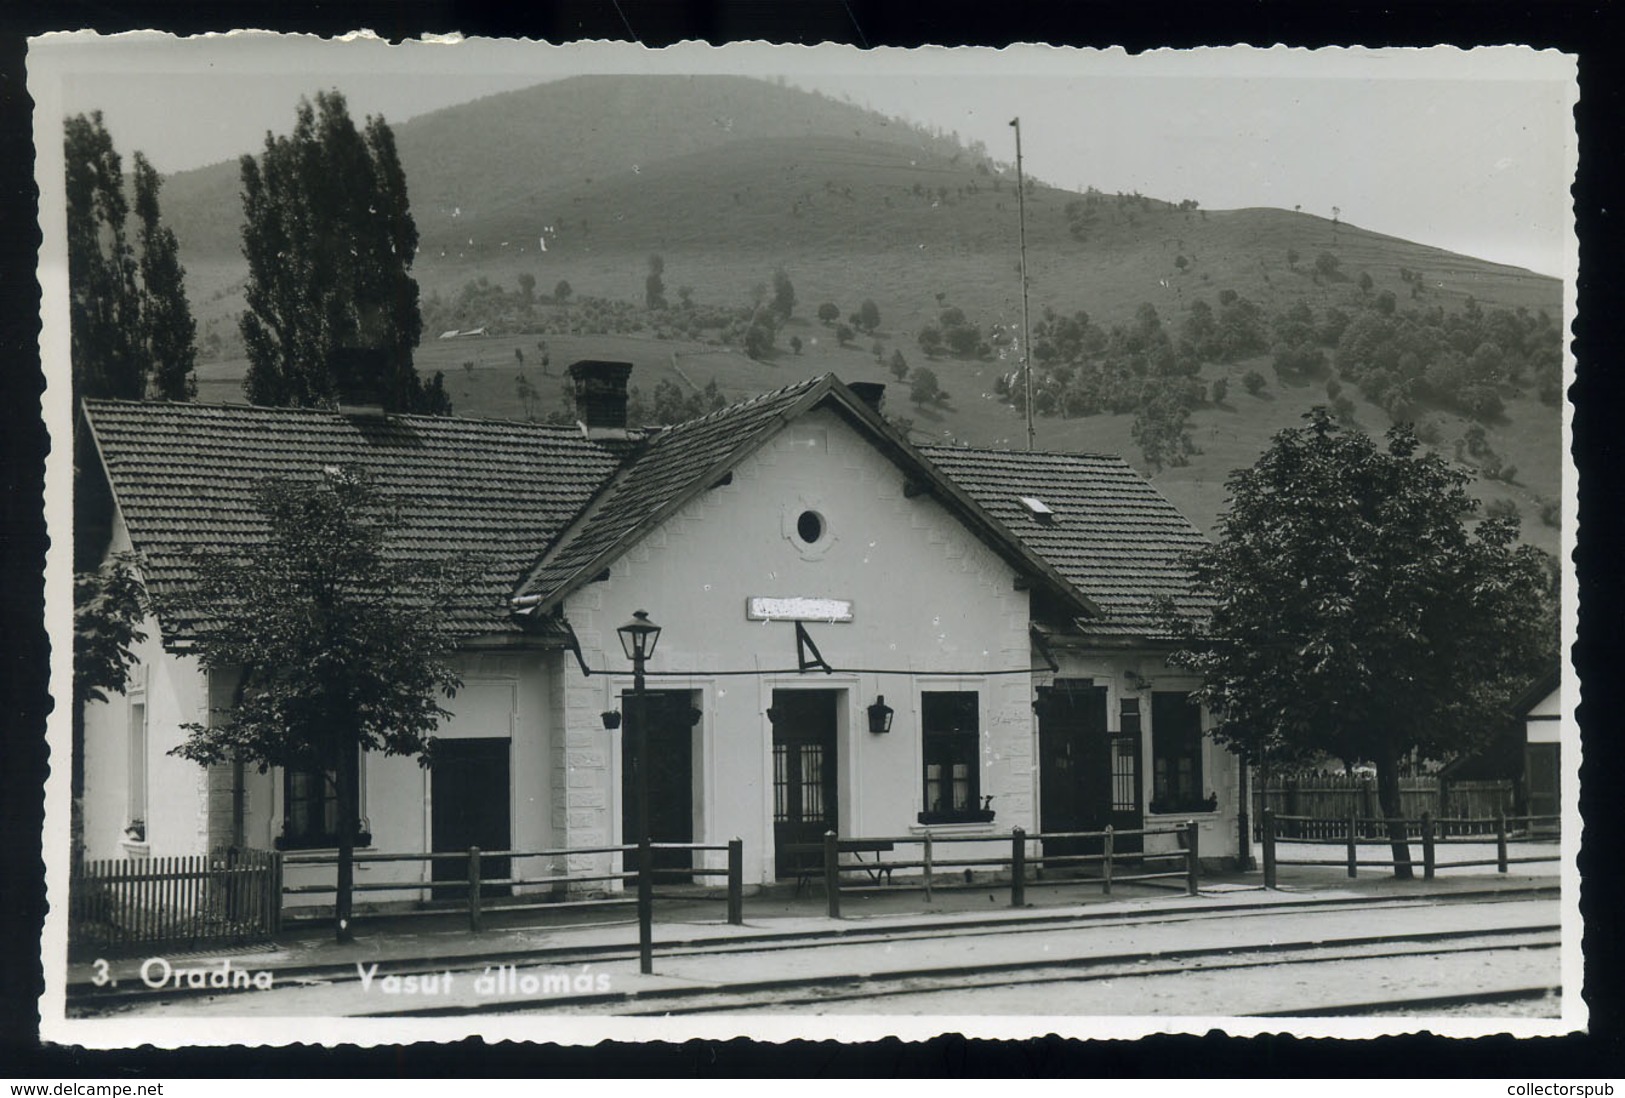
[30, 33, 1582, 1047]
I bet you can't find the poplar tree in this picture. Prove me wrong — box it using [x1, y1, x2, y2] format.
[65, 111, 144, 400]
[239, 91, 448, 413]
[132, 152, 198, 400]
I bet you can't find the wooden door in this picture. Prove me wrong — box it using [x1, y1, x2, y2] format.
[1038, 681, 1113, 865]
[771, 690, 839, 878]
[431, 737, 512, 900]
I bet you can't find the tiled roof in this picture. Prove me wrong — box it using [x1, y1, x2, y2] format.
[919, 446, 1211, 641]
[82, 400, 625, 637]
[515, 375, 828, 608]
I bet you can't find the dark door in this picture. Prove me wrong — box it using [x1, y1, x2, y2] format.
[1038, 681, 1114, 865]
[621, 690, 696, 877]
[431, 738, 511, 900]
[771, 690, 839, 879]
[1525, 742, 1560, 824]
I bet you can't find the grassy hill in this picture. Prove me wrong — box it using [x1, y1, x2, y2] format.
[159, 73, 1564, 556]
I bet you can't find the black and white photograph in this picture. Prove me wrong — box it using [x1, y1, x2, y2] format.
[29, 32, 1580, 1047]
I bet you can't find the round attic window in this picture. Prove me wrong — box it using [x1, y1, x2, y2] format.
[796, 510, 825, 544]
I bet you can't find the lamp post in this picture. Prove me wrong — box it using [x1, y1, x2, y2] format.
[617, 609, 661, 975]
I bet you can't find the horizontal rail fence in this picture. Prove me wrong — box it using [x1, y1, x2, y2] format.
[1261, 807, 1562, 887]
[811, 823, 1202, 918]
[282, 840, 744, 932]
[1253, 773, 1515, 840]
[69, 847, 281, 955]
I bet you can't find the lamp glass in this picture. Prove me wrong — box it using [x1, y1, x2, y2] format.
[617, 610, 661, 662]
[867, 695, 894, 734]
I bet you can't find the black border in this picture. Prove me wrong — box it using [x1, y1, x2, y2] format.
[3, 0, 1620, 1079]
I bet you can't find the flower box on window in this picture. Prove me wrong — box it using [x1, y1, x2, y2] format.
[916, 807, 997, 826]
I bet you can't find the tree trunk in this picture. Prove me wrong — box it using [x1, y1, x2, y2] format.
[334, 728, 356, 942]
[1373, 744, 1414, 880]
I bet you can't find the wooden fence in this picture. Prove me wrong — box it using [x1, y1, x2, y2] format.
[1253, 773, 1515, 839]
[69, 847, 282, 956]
[1260, 808, 1561, 885]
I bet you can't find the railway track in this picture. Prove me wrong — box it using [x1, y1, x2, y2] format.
[69, 893, 1562, 1019]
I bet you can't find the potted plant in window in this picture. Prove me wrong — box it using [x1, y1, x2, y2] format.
[918, 795, 997, 826]
[123, 818, 146, 843]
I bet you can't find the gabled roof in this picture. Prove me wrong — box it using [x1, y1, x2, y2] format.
[920, 447, 1211, 642]
[80, 400, 624, 637]
[511, 374, 1100, 622]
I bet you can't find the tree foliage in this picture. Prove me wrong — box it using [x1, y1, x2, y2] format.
[239, 92, 445, 413]
[66, 112, 197, 401]
[1160, 411, 1555, 875]
[770, 267, 796, 321]
[74, 554, 148, 710]
[164, 468, 470, 937]
[132, 152, 198, 400]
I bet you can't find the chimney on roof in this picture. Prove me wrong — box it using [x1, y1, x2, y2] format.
[332, 347, 389, 417]
[847, 381, 886, 414]
[567, 360, 634, 430]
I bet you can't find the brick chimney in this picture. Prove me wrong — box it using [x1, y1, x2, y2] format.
[332, 347, 388, 417]
[567, 360, 634, 430]
[847, 381, 886, 414]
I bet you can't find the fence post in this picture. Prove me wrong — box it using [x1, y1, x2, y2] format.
[1011, 827, 1026, 908]
[467, 847, 483, 933]
[1262, 808, 1277, 889]
[271, 852, 284, 934]
[1496, 811, 1509, 874]
[923, 832, 934, 902]
[1102, 825, 1114, 896]
[1421, 812, 1436, 880]
[637, 835, 654, 974]
[823, 830, 841, 919]
[1346, 808, 1358, 879]
[726, 838, 743, 926]
[1185, 821, 1200, 896]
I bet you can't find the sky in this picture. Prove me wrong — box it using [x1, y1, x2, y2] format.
[30, 34, 1577, 277]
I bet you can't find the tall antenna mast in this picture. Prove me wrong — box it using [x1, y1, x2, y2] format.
[1011, 116, 1035, 451]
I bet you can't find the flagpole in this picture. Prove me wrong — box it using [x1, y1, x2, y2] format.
[1011, 116, 1035, 452]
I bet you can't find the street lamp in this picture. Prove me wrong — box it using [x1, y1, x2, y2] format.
[616, 609, 661, 974]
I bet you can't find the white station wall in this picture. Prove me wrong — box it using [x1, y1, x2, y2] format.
[559, 408, 1035, 885]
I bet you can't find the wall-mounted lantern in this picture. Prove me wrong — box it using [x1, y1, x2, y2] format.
[866, 695, 895, 735]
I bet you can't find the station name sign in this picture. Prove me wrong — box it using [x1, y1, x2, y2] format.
[746, 596, 854, 623]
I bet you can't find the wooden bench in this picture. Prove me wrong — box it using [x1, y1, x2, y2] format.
[781, 840, 896, 896]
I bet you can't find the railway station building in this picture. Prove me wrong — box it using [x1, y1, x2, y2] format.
[76, 364, 1241, 902]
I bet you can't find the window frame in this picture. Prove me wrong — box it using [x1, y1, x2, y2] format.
[918, 690, 985, 824]
[277, 750, 367, 850]
[1150, 691, 1209, 814]
[125, 697, 148, 841]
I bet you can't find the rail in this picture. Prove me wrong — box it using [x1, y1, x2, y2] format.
[282, 839, 745, 932]
[1261, 807, 1561, 886]
[802, 822, 1203, 918]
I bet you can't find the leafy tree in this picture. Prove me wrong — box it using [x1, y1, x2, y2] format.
[1242, 369, 1267, 396]
[835, 323, 855, 347]
[817, 302, 840, 326]
[889, 349, 909, 381]
[1358, 271, 1374, 294]
[1286, 248, 1300, 270]
[1211, 376, 1228, 404]
[553, 279, 573, 303]
[131, 152, 198, 400]
[909, 366, 941, 406]
[73, 555, 150, 850]
[917, 327, 944, 357]
[1314, 251, 1341, 279]
[645, 254, 667, 310]
[858, 299, 881, 333]
[745, 319, 777, 359]
[770, 267, 796, 321]
[1160, 412, 1554, 877]
[788, 335, 803, 355]
[164, 468, 470, 941]
[517, 272, 536, 305]
[239, 92, 444, 413]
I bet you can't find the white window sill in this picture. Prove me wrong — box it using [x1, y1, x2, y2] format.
[120, 841, 150, 856]
[907, 822, 1000, 837]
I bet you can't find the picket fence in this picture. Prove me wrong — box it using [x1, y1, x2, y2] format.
[68, 847, 282, 956]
